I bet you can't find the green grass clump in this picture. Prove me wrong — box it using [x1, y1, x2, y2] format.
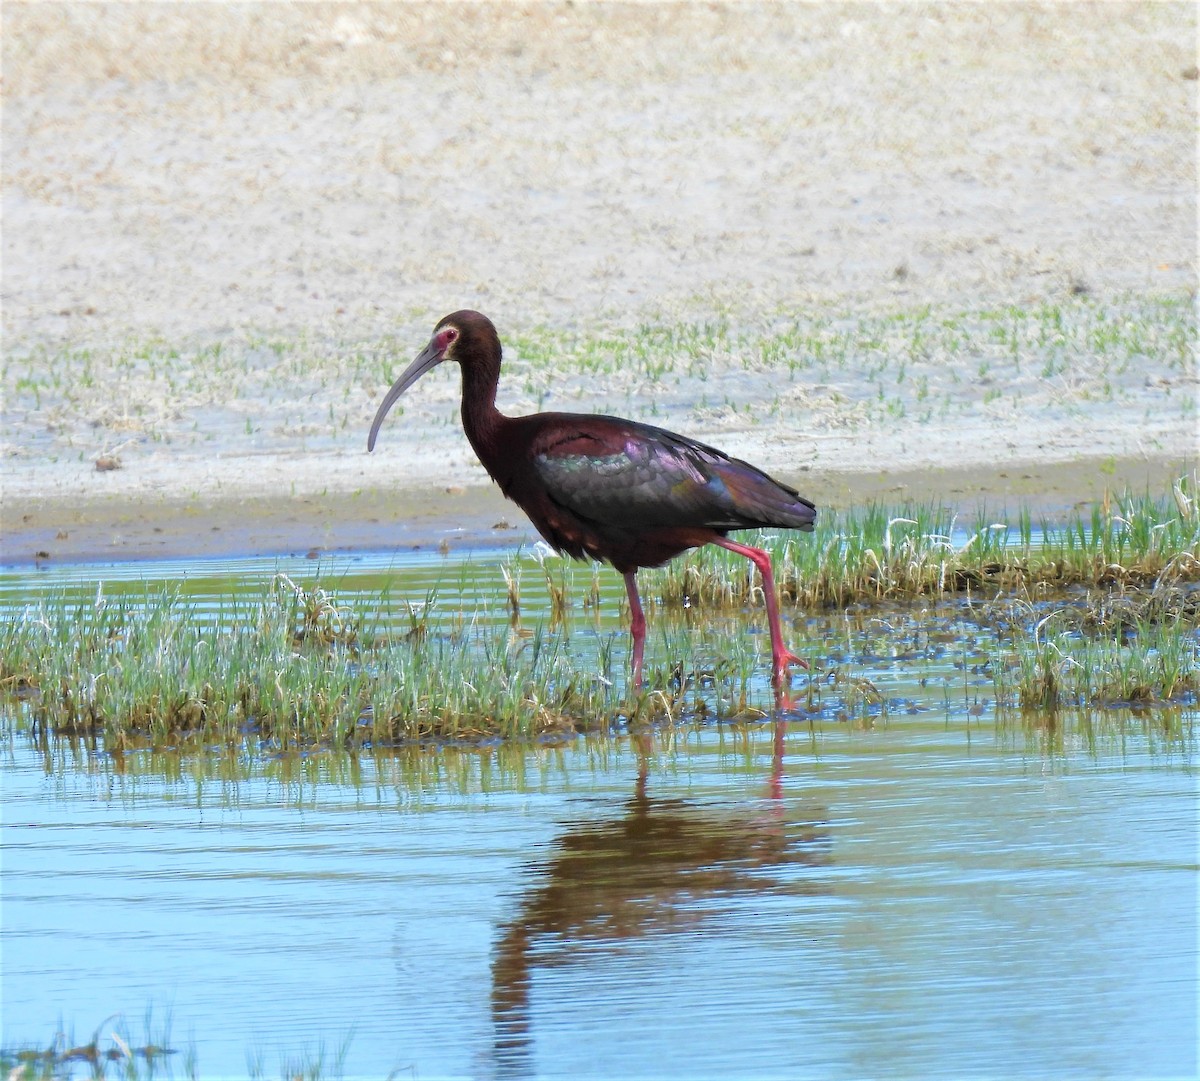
[994, 610, 1200, 712]
[0, 578, 636, 747]
[2, 578, 366, 746]
[649, 478, 1200, 610]
[0, 569, 895, 749]
[362, 625, 619, 742]
[2, 480, 1197, 749]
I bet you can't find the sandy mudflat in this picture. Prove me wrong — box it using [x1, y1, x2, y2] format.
[2, 3, 1196, 565]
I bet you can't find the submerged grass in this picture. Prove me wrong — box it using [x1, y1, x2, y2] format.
[1, 1011, 181, 1081]
[1, 481, 1197, 746]
[0, 1014, 357, 1081]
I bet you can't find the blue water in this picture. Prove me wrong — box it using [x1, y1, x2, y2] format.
[1, 552, 1197, 1080]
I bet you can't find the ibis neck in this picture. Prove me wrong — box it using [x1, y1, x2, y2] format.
[458, 357, 509, 467]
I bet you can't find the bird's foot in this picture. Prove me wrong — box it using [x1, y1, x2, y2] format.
[770, 651, 808, 709]
[771, 649, 808, 686]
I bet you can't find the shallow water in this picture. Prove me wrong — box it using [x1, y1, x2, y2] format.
[2, 552, 1197, 1079]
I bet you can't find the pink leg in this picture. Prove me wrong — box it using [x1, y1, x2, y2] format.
[711, 537, 806, 688]
[623, 571, 646, 688]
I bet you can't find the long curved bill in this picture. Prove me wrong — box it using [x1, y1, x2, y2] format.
[367, 339, 444, 451]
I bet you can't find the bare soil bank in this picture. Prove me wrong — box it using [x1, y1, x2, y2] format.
[5, 454, 1190, 566]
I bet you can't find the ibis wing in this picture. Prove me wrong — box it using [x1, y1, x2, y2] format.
[528, 419, 814, 533]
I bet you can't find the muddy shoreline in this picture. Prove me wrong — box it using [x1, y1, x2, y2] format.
[4, 453, 1189, 567]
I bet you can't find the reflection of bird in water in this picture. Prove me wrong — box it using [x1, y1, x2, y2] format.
[491, 725, 829, 1075]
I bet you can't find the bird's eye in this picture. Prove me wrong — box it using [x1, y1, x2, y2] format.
[440, 326, 459, 349]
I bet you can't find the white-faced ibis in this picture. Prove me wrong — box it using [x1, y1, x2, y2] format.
[368, 311, 816, 688]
